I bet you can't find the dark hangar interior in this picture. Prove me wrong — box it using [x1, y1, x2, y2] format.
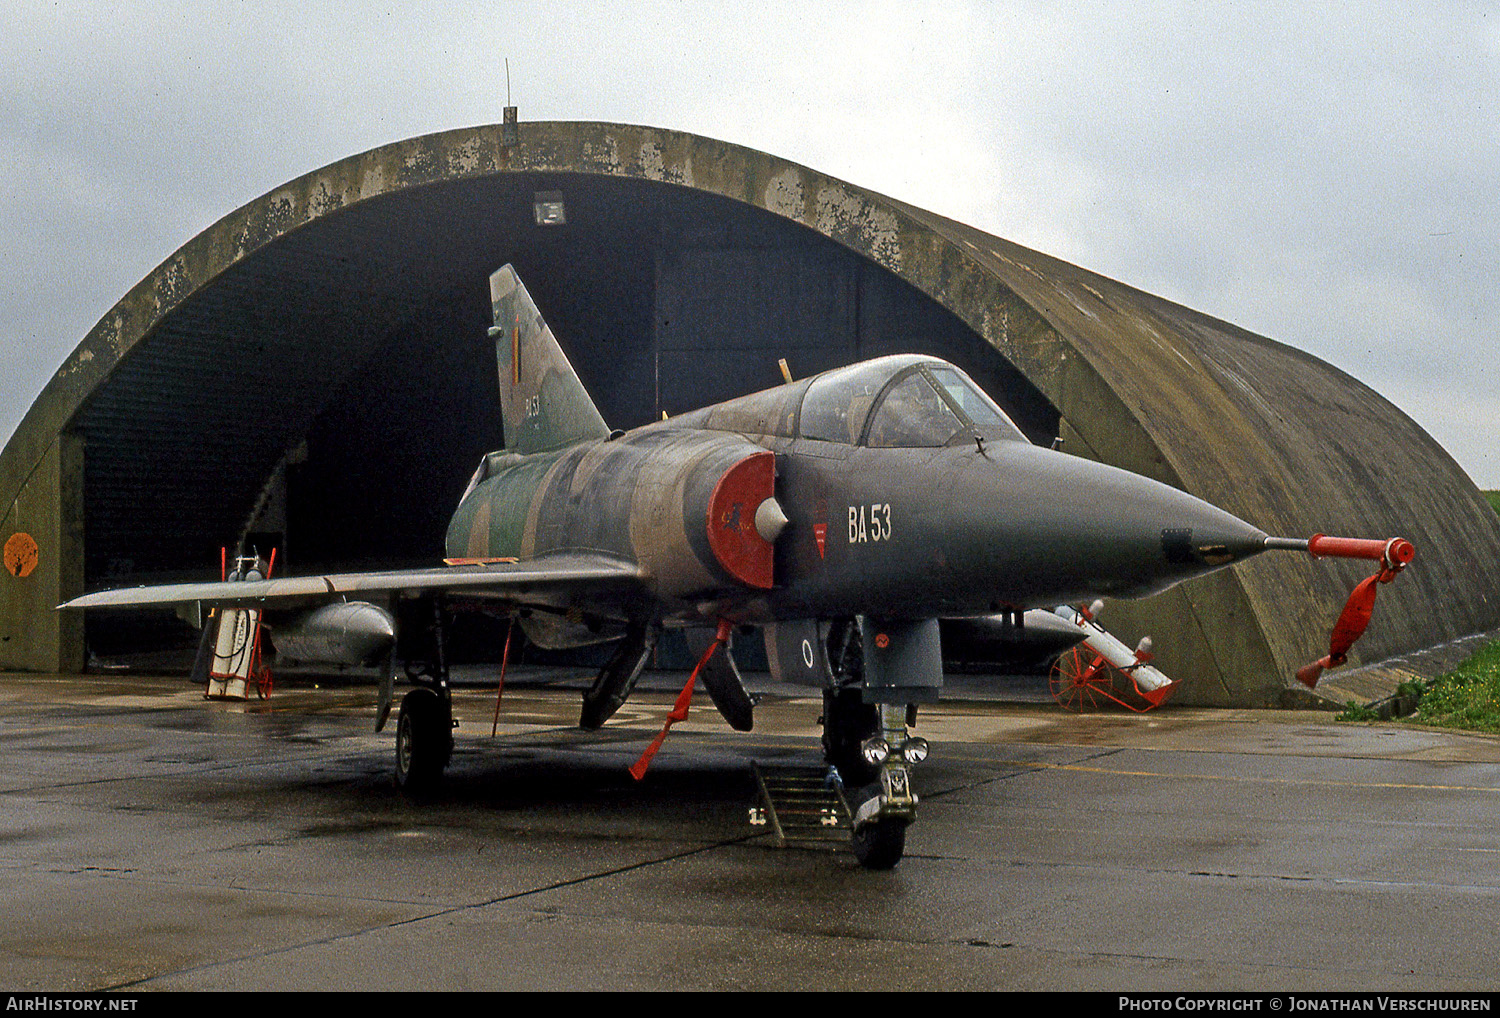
[74, 172, 1056, 656]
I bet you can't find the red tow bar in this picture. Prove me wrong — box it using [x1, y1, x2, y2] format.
[1306, 534, 1416, 570]
[1277, 535, 1415, 688]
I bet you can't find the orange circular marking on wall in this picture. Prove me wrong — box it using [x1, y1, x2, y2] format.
[4, 533, 39, 578]
[875, 632, 890, 649]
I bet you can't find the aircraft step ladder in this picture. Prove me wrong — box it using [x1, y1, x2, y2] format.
[748, 761, 852, 849]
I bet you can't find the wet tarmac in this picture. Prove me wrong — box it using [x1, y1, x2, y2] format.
[1, 667, 1498, 991]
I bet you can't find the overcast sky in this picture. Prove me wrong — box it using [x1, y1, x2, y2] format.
[3, 1, 1496, 485]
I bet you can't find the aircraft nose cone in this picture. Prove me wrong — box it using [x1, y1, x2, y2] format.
[1160, 519, 1266, 568]
[949, 444, 1269, 604]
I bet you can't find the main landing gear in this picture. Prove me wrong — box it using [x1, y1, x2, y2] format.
[394, 599, 454, 794]
[395, 686, 452, 792]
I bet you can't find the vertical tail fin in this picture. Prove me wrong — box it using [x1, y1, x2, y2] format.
[489, 265, 610, 454]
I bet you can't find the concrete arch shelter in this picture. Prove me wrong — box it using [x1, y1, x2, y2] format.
[3, 120, 1496, 705]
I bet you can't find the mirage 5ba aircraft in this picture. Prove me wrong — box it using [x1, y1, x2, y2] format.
[64, 265, 1414, 868]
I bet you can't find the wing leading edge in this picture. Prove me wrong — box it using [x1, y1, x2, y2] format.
[58, 552, 647, 614]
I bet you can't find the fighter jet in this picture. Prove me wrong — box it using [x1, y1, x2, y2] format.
[62, 265, 1413, 868]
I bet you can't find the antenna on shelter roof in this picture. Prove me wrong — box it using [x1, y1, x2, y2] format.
[502, 60, 519, 150]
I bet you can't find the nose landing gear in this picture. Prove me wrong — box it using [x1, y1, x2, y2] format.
[837, 702, 930, 870]
[818, 617, 938, 869]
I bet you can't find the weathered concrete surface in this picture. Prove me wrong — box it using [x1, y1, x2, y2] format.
[1, 671, 1499, 991]
[3, 120, 1495, 701]
[0, 432, 82, 671]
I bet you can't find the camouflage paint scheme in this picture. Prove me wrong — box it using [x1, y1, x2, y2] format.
[65, 262, 1278, 699]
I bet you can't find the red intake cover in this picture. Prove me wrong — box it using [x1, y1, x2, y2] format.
[706, 451, 776, 590]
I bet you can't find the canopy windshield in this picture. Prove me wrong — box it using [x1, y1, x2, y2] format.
[830, 361, 1031, 448]
[799, 356, 1028, 447]
[798, 358, 920, 444]
[922, 365, 1028, 444]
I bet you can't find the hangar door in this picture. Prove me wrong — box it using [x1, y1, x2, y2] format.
[656, 248, 858, 412]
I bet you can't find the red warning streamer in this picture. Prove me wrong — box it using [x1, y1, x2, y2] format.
[628, 620, 732, 780]
[1295, 536, 1414, 688]
[250, 548, 277, 700]
[490, 618, 515, 738]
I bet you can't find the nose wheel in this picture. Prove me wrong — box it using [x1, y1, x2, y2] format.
[851, 817, 907, 870]
[844, 703, 927, 869]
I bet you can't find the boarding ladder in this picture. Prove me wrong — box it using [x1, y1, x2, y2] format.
[748, 761, 852, 849]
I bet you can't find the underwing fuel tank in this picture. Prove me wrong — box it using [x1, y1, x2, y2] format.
[268, 602, 396, 667]
[939, 611, 1086, 671]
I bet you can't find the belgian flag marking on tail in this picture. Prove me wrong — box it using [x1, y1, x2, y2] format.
[489, 264, 610, 456]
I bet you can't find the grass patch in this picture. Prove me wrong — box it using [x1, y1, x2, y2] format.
[1335, 700, 1381, 722]
[1401, 639, 1500, 734]
[1345, 495, 1500, 732]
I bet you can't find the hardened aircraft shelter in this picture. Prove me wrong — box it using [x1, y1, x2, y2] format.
[3, 120, 1496, 706]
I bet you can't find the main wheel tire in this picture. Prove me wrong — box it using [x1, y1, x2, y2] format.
[821, 687, 880, 785]
[852, 818, 907, 869]
[395, 687, 452, 793]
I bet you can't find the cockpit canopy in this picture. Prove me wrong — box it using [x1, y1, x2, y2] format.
[799, 355, 1028, 447]
[655, 354, 1030, 447]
